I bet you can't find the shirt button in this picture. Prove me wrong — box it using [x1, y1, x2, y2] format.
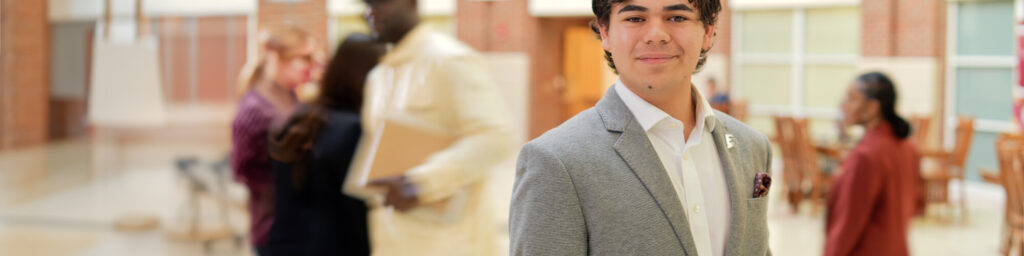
[693, 205, 701, 214]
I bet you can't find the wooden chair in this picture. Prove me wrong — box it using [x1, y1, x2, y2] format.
[909, 115, 932, 150]
[983, 133, 1024, 185]
[792, 118, 832, 213]
[920, 116, 975, 222]
[996, 134, 1024, 255]
[774, 116, 802, 213]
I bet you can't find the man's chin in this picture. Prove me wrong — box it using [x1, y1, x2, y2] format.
[635, 74, 689, 85]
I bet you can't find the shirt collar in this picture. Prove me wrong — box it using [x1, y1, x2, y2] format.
[613, 79, 718, 133]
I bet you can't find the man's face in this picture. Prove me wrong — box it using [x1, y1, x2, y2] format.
[364, 0, 415, 43]
[599, 0, 715, 93]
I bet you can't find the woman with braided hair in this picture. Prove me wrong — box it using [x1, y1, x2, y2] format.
[826, 72, 924, 256]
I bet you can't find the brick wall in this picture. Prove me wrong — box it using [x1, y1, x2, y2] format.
[457, 0, 537, 53]
[862, 0, 897, 56]
[258, 0, 328, 52]
[862, 0, 945, 57]
[860, 0, 947, 144]
[157, 16, 247, 103]
[0, 0, 50, 150]
[895, 0, 945, 57]
[710, 0, 732, 57]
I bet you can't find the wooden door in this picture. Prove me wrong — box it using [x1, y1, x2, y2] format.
[562, 26, 610, 119]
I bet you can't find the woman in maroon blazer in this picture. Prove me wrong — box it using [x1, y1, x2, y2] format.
[826, 72, 923, 256]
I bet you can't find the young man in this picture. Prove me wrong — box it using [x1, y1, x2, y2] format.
[347, 0, 514, 255]
[510, 0, 773, 255]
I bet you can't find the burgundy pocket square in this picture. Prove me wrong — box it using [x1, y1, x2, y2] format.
[752, 172, 772, 198]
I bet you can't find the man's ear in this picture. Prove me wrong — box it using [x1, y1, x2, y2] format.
[701, 24, 717, 52]
[599, 23, 611, 51]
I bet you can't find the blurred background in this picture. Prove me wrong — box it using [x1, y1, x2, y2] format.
[0, 0, 1022, 255]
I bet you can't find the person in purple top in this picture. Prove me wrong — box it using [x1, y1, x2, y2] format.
[231, 26, 317, 256]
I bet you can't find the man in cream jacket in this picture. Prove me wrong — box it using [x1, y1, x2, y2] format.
[346, 0, 513, 255]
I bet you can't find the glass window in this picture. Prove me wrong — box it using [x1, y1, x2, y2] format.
[745, 115, 775, 137]
[742, 10, 793, 54]
[956, 0, 1014, 56]
[804, 65, 858, 109]
[741, 64, 792, 106]
[955, 67, 1013, 121]
[806, 7, 860, 55]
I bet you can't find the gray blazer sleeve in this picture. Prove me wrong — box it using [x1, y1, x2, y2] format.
[509, 142, 587, 255]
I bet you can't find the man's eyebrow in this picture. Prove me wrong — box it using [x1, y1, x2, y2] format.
[617, 5, 648, 14]
[664, 4, 694, 12]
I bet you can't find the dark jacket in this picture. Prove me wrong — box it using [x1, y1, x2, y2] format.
[267, 109, 370, 256]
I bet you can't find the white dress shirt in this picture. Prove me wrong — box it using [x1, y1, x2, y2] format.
[614, 80, 731, 256]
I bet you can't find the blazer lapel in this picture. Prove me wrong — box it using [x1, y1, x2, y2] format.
[710, 117, 750, 256]
[596, 88, 698, 256]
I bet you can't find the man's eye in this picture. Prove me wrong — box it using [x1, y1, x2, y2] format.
[626, 17, 645, 23]
[669, 16, 687, 22]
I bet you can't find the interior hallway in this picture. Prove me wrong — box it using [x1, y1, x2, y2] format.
[0, 105, 1010, 256]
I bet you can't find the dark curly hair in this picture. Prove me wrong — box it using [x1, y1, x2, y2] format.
[589, 0, 722, 74]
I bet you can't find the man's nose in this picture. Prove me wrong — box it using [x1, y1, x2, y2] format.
[643, 20, 670, 45]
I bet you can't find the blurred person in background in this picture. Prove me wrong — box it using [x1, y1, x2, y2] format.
[297, 51, 328, 102]
[351, 0, 514, 254]
[230, 26, 317, 256]
[266, 33, 384, 256]
[706, 78, 729, 106]
[826, 72, 923, 256]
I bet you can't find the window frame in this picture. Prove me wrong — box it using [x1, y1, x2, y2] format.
[943, 0, 1018, 149]
[731, 4, 861, 121]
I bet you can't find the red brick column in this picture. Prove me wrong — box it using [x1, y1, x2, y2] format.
[457, 0, 537, 53]
[710, 0, 732, 58]
[257, 0, 328, 52]
[862, 0, 944, 57]
[0, 0, 50, 150]
[861, 0, 947, 144]
[895, 0, 945, 57]
[862, 0, 897, 57]
[458, 0, 553, 137]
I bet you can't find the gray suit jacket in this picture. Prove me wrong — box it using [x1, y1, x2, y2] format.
[510, 88, 773, 256]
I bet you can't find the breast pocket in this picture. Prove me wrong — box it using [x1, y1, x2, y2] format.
[747, 197, 769, 215]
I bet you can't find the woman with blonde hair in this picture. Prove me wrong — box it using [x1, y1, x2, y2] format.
[230, 26, 317, 255]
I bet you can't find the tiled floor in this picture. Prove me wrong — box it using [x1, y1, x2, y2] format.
[0, 106, 1009, 255]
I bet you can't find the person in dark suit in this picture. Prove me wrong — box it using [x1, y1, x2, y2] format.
[826, 72, 923, 256]
[265, 33, 384, 256]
